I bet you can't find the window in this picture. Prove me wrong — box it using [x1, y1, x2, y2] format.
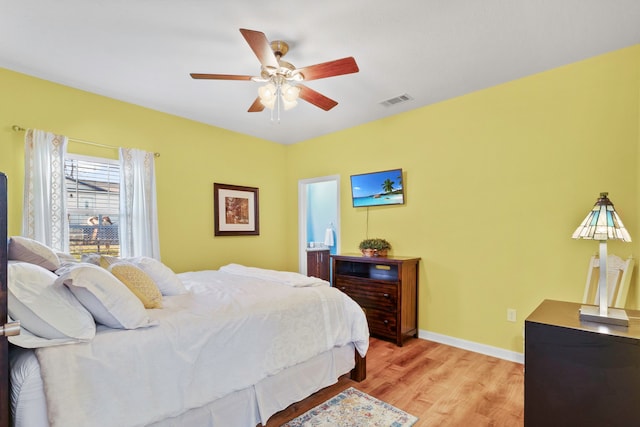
[65, 154, 120, 258]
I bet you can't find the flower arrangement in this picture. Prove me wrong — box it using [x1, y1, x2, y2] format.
[358, 238, 391, 257]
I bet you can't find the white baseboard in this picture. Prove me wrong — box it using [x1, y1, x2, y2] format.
[418, 329, 524, 364]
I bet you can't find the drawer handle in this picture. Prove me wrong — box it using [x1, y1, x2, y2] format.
[383, 320, 389, 325]
[383, 293, 390, 298]
[340, 287, 346, 291]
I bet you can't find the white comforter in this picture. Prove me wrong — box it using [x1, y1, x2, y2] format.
[35, 268, 369, 427]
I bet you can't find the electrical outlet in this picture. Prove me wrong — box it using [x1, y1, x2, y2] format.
[507, 308, 517, 322]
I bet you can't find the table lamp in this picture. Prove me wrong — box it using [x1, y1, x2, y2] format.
[572, 192, 632, 326]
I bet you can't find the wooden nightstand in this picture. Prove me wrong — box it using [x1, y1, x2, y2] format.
[525, 299, 640, 426]
[331, 254, 420, 346]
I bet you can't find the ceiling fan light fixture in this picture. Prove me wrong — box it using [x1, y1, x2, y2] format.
[258, 83, 277, 108]
[282, 98, 298, 111]
[281, 83, 300, 110]
[260, 98, 276, 110]
[281, 84, 300, 102]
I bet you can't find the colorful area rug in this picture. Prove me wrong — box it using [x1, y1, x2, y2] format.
[281, 387, 418, 427]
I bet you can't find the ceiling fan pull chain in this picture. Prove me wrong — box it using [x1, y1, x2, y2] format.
[277, 84, 282, 123]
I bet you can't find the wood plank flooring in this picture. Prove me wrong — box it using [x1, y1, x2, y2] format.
[264, 337, 524, 426]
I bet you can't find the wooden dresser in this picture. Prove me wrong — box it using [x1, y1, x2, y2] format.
[331, 254, 420, 346]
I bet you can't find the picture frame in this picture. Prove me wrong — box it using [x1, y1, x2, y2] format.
[213, 183, 260, 236]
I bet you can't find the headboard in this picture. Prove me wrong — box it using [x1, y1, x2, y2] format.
[1, 172, 9, 427]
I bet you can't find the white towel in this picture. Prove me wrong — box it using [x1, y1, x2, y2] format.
[323, 228, 334, 247]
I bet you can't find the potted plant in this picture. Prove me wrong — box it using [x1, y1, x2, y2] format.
[358, 238, 391, 257]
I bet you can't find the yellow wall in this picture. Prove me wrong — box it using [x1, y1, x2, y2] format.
[0, 68, 289, 272]
[287, 45, 640, 352]
[1, 44, 639, 354]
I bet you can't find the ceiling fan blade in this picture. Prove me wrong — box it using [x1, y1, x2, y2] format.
[248, 97, 265, 112]
[239, 28, 279, 69]
[190, 73, 253, 81]
[298, 84, 338, 111]
[297, 57, 359, 81]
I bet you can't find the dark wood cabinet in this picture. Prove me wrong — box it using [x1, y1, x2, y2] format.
[525, 299, 640, 427]
[331, 254, 420, 346]
[306, 249, 330, 281]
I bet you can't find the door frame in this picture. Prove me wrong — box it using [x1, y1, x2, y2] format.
[297, 175, 340, 274]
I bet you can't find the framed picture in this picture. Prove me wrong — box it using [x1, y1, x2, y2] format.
[213, 183, 259, 236]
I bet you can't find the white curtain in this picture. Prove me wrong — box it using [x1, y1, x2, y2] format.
[119, 148, 160, 259]
[22, 129, 69, 252]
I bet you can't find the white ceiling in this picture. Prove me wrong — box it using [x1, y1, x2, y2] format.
[2, 1, 640, 145]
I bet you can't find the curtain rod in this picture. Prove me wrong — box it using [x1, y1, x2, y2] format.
[11, 125, 160, 158]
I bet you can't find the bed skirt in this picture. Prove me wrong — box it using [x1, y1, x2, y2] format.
[10, 343, 356, 427]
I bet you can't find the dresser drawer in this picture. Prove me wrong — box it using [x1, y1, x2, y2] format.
[335, 277, 397, 311]
[364, 307, 397, 339]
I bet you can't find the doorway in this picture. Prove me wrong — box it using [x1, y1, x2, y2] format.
[298, 175, 340, 275]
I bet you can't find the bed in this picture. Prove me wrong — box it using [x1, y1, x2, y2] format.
[3, 237, 369, 427]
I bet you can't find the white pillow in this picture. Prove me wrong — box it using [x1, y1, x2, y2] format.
[128, 257, 188, 296]
[7, 315, 86, 348]
[8, 236, 60, 271]
[54, 263, 156, 330]
[56, 252, 79, 264]
[80, 253, 101, 265]
[7, 261, 95, 342]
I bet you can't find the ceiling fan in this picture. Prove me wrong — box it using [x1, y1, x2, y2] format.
[190, 28, 359, 112]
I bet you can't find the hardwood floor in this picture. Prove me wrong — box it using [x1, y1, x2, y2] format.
[264, 337, 524, 426]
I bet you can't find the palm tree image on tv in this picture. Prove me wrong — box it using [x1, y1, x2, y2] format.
[381, 178, 395, 194]
[351, 169, 404, 207]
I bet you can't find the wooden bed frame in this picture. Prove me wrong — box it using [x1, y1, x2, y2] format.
[351, 350, 366, 382]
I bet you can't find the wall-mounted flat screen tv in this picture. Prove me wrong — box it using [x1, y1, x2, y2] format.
[350, 168, 404, 207]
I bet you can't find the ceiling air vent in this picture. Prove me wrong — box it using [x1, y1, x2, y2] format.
[380, 93, 413, 107]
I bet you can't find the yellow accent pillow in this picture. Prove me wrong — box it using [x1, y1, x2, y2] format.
[108, 262, 163, 309]
[99, 255, 120, 269]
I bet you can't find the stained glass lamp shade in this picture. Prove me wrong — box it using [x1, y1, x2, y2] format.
[572, 192, 631, 326]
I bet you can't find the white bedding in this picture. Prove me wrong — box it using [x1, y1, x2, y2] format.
[33, 268, 369, 427]
[219, 263, 330, 287]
